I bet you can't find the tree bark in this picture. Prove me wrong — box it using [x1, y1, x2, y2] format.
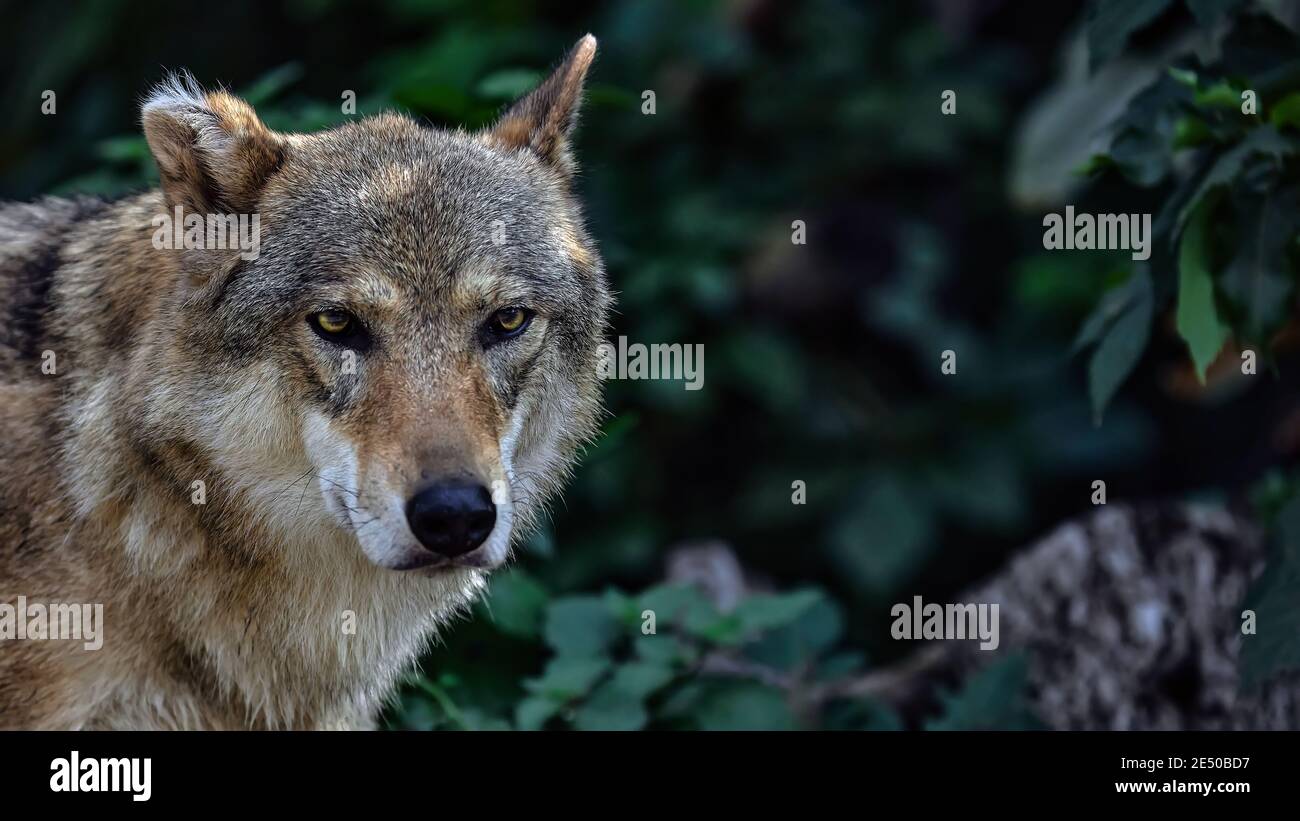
[671, 503, 1300, 729]
[837, 503, 1299, 729]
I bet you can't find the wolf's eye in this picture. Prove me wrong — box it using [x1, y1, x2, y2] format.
[314, 311, 352, 335]
[486, 307, 533, 341]
[309, 310, 369, 350]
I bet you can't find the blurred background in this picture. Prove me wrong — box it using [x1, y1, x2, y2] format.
[4, 0, 1300, 729]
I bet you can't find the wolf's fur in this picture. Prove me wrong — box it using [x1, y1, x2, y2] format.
[0, 36, 609, 729]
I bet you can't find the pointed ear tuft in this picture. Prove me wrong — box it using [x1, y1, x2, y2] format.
[142, 71, 285, 214]
[485, 34, 597, 176]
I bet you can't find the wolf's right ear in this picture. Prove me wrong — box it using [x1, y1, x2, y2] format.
[142, 73, 286, 215]
[485, 34, 596, 178]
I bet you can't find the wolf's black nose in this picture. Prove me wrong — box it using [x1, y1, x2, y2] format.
[405, 482, 496, 558]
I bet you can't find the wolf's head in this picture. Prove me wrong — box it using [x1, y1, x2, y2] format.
[134, 36, 609, 575]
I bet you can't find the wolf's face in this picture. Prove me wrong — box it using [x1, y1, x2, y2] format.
[138, 37, 608, 574]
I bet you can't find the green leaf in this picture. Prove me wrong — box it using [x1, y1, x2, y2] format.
[634, 633, 698, 667]
[637, 584, 720, 631]
[569, 663, 672, 731]
[602, 588, 640, 626]
[1110, 127, 1173, 187]
[1221, 186, 1300, 342]
[393, 692, 440, 731]
[657, 682, 708, 721]
[543, 596, 621, 657]
[481, 569, 549, 639]
[1073, 153, 1116, 178]
[822, 697, 905, 731]
[1172, 115, 1212, 149]
[572, 681, 648, 731]
[514, 697, 560, 731]
[1104, 74, 1194, 187]
[926, 654, 1045, 730]
[1176, 198, 1229, 383]
[1086, 0, 1174, 70]
[685, 611, 746, 645]
[1073, 267, 1143, 354]
[1167, 66, 1199, 89]
[1194, 80, 1242, 109]
[1239, 562, 1300, 691]
[1240, 497, 1300, 691]
[1174, 126, 1294, 238]
[1087, 267, 1154, 424]
[732, 590, 825, 634]
[744, 596, 845, 671]
[457, 709, 511, 731]
[522, 656, 610, 701]
[692, 683, 795, 730]
[1269, 92, 1300, 131]
[610, 661, 676, 699]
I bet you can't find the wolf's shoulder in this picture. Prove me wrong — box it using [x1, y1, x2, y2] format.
[0, 197, 107, 358]
[0, 195, 118, 250]
[0, 193, 159, 371]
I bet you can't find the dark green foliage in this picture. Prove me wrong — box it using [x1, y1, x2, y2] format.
[1240, 495, 1300, 691]
[420, 570, 844, 731]
[1076, 265, 1153, 424]
[1083, 1, 1300, 692]
[925, 654, 1045, 731]
[1083, 11, 1300, 389]
[1086, 0, 1175, 71]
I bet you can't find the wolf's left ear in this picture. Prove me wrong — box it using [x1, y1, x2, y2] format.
[486, 34, 597, 177]
[142, 73, 286, 215]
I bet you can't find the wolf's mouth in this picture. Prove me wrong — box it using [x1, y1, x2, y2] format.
[387, 546, 503, 573]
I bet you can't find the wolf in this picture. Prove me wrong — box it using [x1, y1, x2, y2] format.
[0, 35, 610, 729]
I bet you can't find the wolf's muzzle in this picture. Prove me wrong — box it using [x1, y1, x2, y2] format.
[405, 481, 497, 559]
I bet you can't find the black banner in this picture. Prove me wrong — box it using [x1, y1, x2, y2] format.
[0, 731, 1283, 808]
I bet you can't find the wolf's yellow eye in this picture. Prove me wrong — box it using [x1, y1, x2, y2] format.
[314, 310, 352, 335]
[492, 308, 530, 334]
[480, 307, 534, 347]
[308, 309, 370, 351]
